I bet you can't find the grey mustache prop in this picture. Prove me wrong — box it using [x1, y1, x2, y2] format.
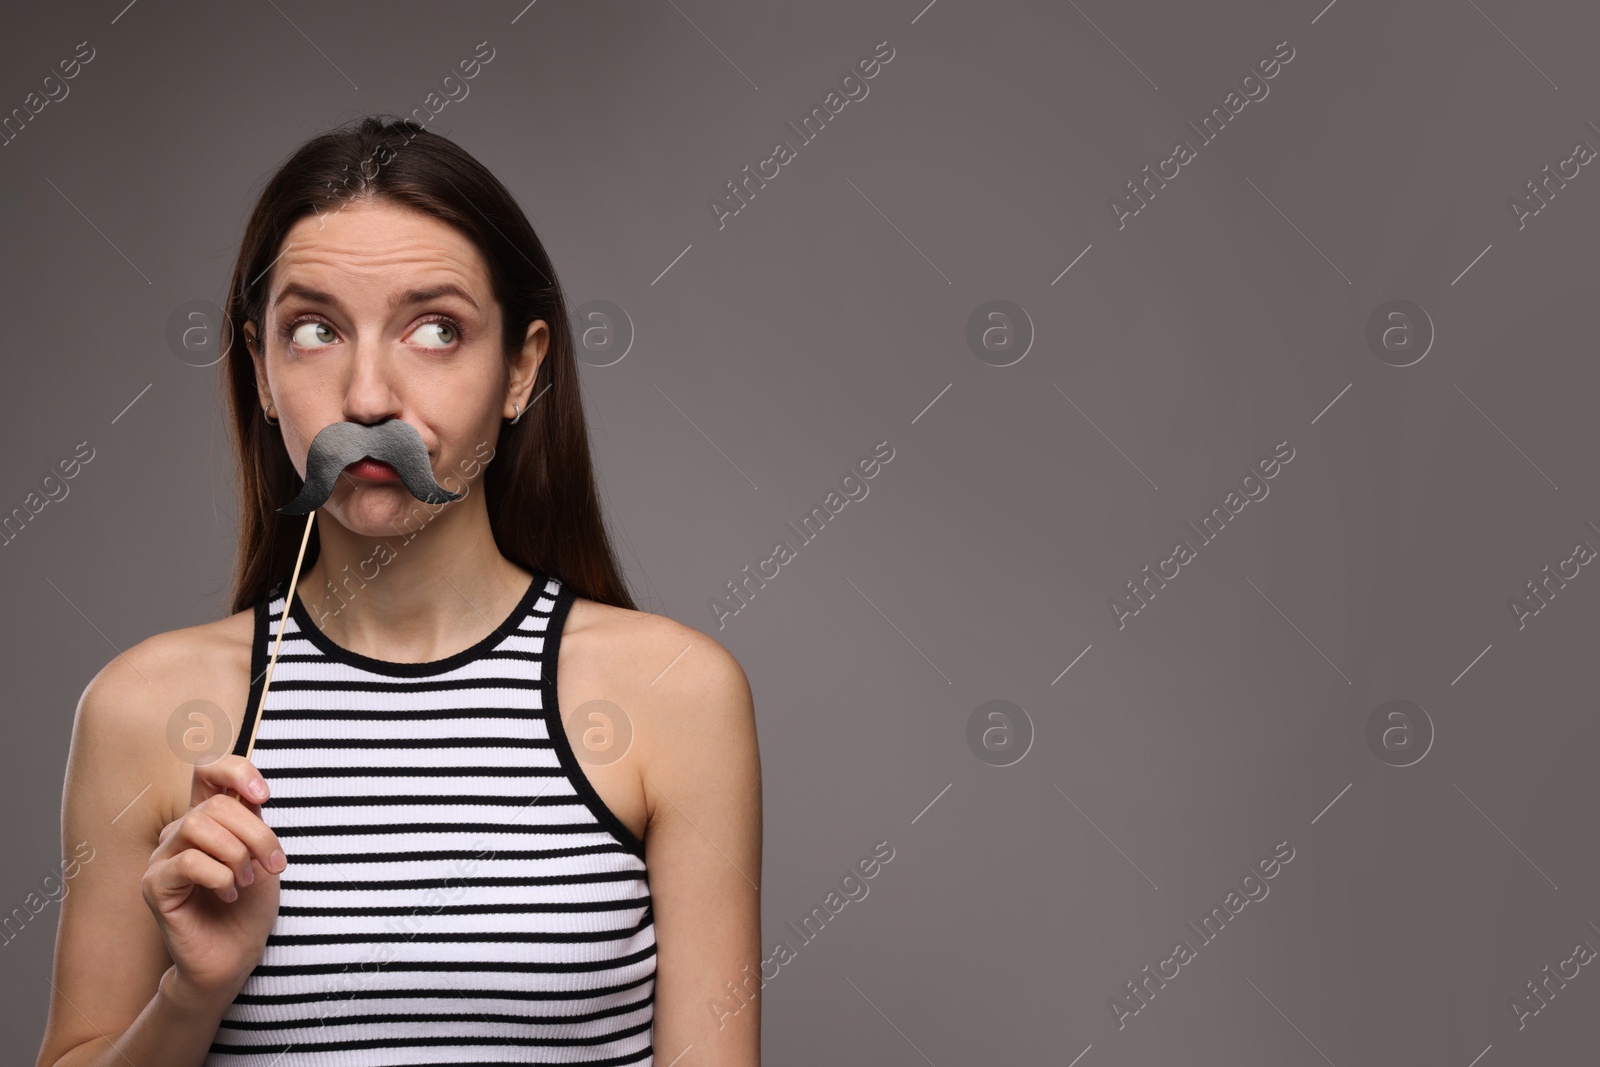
[278, 419, 465, 515]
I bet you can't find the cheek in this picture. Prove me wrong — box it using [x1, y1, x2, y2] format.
[429, 427, 491, 487]
[455, 401, 506, 461]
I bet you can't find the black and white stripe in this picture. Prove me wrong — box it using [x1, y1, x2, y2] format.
[207, 572, 655, 1066]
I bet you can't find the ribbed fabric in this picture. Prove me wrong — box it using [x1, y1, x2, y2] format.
[206, 571, 655, 1066]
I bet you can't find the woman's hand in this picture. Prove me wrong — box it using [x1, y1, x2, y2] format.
[140, 754, 286, 1005]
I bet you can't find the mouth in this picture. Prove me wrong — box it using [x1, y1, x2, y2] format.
[343, 456, 402, 482]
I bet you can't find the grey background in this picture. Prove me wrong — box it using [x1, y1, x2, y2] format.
[3, 0, 1597, 1063]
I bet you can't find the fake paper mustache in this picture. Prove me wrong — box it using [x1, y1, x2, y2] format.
[278, 418, 465, 515]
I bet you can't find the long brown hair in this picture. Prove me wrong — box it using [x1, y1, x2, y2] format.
[221, 115, 636, 615]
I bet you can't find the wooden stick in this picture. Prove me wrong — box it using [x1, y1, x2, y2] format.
[242, 510, 317, 763]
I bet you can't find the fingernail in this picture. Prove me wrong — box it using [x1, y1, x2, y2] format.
[241, 865, 254, 886]
[269, 849, 286, 872]
[251, 781, 269, 801]
[224, 885, 238, 902]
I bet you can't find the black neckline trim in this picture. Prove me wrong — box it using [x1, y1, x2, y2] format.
[232, 593, 272, 758]
[279, 570, 546, 678]
[539, 582, 650, 861]
[239, 569, 648, 862]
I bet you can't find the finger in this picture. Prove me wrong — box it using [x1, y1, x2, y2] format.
[164, 809, 255, 889]
[191, 754, 271, 809]
[194, 793, 288, 876]
[144, 848, 240, 910]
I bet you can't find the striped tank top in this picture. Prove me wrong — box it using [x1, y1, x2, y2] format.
[207, 570, 656, 1066]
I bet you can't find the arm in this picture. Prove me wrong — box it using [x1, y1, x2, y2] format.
[643, 633, 763, 1066]
[34, 644, 210, 1067]
[33, 639, 262, 1067]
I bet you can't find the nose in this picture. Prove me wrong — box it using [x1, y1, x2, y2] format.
[340, 339, 404, 429]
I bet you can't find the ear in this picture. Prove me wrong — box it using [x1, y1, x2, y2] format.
[508, 319, 549, 418]
[244, 320, 272, 410]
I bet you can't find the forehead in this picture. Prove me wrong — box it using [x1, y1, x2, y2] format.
[269, 198, 490, 307]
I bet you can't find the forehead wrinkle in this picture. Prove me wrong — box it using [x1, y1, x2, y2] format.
[270, 254, 486, 316]
[269, 209, 493, 321]
[272, 280, 482, 315]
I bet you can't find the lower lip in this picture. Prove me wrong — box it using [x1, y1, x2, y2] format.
[345, 459, 402, 481]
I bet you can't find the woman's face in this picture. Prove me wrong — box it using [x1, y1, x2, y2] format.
[246, 197, 543, 536]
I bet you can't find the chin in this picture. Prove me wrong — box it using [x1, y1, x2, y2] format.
[335, 489, 437, 534]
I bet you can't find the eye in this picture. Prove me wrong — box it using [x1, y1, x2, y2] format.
[285, 319, 337, 349]
[410, 317, 461, 349]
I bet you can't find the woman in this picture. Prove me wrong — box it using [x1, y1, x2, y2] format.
[34, 116, 762, 1067]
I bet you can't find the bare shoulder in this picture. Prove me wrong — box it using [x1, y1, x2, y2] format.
[71, 604, 256, 831]
[561, 596, 758, 796]
[564, 596, 753, 721]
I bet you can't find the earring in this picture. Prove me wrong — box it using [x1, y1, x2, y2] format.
[262, 404, 279, 426]
[507, 401, 524, 425]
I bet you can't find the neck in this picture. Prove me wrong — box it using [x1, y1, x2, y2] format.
[292, 497, 529, 663]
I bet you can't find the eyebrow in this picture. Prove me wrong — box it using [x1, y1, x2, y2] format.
[272, 281, 481, 313]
